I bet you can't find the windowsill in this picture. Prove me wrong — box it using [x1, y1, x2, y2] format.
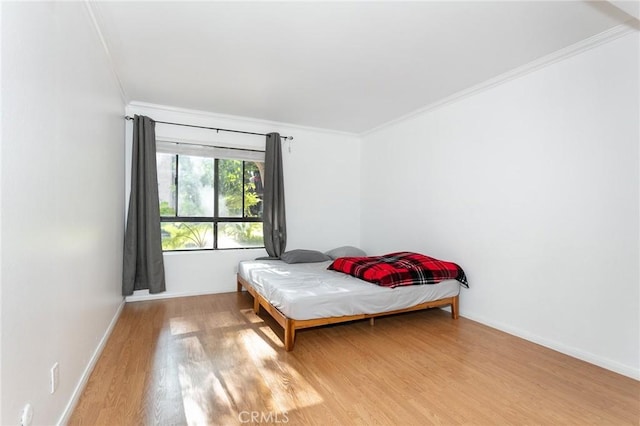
[162, 247, 266, 255]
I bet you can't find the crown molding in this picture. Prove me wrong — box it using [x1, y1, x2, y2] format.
[83, 1, 129, 104]
[127, 101, 360, 138]
[361, 22, 638, 137]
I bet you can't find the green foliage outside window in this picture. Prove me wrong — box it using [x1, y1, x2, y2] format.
[220, 222, 264, 246]
[218, 159, 262, 217]
[161, 223, 212, 250]
[159, 201, 175, 216]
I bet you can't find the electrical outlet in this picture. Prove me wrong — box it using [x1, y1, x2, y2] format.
[21, 403, 33, 426]
[50, 363, 59, 394]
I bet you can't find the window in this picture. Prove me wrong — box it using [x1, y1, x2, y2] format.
[156, 141, 265, 251]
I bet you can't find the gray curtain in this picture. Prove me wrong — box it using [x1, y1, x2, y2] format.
[122, 115, 166, 295]
[262, 133, 287, 258]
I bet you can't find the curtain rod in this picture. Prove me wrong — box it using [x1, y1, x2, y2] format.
[124, 116, 293, 141]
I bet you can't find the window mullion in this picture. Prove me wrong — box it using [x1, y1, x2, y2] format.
[214, 158, 219, 218]
[213, 158, 219, 249]
[241, 161, 246, 218]
[174, 154, 179, 217]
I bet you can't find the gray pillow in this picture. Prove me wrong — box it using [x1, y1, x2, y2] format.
[280, 249, 331, 264]
[324, 246, 367, 260]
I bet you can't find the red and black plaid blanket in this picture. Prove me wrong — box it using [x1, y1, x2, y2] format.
[328, 251, 468, 288]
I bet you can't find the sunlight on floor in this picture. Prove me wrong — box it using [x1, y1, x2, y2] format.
[240, 326, 278, 358]
[178, 362, 238, 426]
[170, 316, 201, 335]
[239, 328, 324, 412]
[171, 313, 323, 424]
[240, 308, 264, 324]
[258, 325, 285, 348]
[171, 311, 250, 336]
[205, 310, 246, 328]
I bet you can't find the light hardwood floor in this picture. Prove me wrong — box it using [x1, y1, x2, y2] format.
[69, 292, 639, 425]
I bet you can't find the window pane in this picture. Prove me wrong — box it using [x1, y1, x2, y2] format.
[178, 156, 214, 217]
[157, 153, 176, 216]
[217, 159, 243, 217]
[244, 161, 264, 218]
[161, 222, 213, 250]
[218, 222, 264, 249]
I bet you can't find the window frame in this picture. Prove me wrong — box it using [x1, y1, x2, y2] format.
[157, 146, 265, 252]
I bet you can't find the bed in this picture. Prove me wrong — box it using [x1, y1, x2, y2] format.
[236, 257, 463, 351]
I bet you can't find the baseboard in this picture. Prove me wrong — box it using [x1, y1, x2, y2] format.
[56, 298, 126, 426]
[460, 310, 640, 381]
[125, 288, 234, 303]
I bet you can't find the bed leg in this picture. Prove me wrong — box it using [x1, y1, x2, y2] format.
[284, 320, 296, 351]
[451, 296, 459, 319]
[253, 297, 260, 314]
[369, 318, 375, 326]
[237, 279, 242, 292]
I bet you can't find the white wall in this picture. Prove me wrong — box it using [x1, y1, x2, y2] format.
[1, 3, 125, 425]
[0, 3, 4, 422]
[125, 103, 361, 300]
[361, 32, 639, 378]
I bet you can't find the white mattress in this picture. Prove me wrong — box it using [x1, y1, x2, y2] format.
[238, 259, 460, 320]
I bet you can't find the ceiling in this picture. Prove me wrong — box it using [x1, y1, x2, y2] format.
[92, 1, 635, 134]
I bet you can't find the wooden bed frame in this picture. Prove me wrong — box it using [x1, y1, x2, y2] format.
[237, 274, 459, 351]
